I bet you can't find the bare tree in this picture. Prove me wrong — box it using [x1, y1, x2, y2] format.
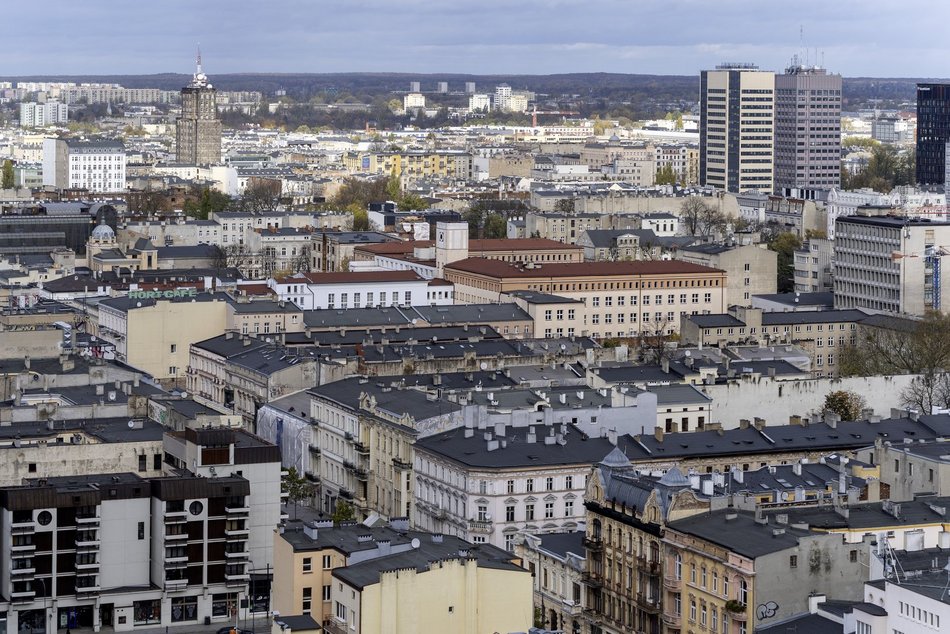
[637, 316, 674, 364]
[680, 197, 707, 235]
[239, 178, 282, 212]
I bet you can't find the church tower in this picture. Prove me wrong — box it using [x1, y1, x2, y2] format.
[176, 49, 222, 165]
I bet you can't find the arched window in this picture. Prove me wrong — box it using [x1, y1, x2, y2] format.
[673, 553, 682, 580]
[738, 579, 748, 605]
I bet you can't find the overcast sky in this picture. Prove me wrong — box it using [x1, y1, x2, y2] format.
[5, 0, 948, 78]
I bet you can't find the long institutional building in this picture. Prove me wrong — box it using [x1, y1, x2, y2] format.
[443, 258, 727, 339]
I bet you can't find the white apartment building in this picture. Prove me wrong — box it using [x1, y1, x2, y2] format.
[413, 425, 620, 551]
[700, 64, 775, 193]
[42, 139, 126, 192]
[468, 93, 491, 112]
[268, 270, 451, 310]
[794, 237, 833, 293]
[19, 101, 68, 127]
[494, 85, 512, 111]
[403, 93, 425, 110]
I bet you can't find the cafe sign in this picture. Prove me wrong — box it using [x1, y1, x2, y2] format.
[129, 288, 199, 300]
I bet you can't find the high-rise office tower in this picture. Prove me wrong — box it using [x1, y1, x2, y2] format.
[774, 62, 841, 192]
[700, 63, 775, 193]
[917, 83, 950, 185]
[176, 53, 222, 165]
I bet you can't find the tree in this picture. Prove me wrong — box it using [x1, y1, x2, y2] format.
[239, 178, 282, 212]
[553, 198, 575, 213]
[282, 467, 313, 520]
[483, 213, 508, 239]
[1, 160, 14, 190]
[183, 186, 232, 220]
[768, 232, 803, 293]
[331, 500, 356, 524]
[680, 197, 709, 236]
[655, 164, 677, 186]
[822, 390, 867, 421]
[637, 316, 673, 364]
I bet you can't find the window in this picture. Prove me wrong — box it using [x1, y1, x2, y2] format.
[546, 477, 554, 491]
[690, 563, 696, 583]
[322, 555, 332, 569]
[506, 505, 515, 522]
[673, 553, 682, 580]
[302, 587, 312, 614]
[138, 521, 145, 540]
[526, 478, 534, 492]
[738, 579, 748, 604]
[525, 504, 535, 521]
[335, 601, 346, 622]
[565, 475, 573, 489]
[138, 455, 147, 472]
[850, 549, 858, 562]
[303, 557, 312, 573]
[567, 309, 575, 320]
[689, 599, 697, 622]
[168, 366, 177, 375]
[322, 585, 331, 602]
[170, 344, 177, 353]
[544, 501, 554, 519]
[545, 310, 552, 321]
[701, 566, 707, 587]
[507, 479, 515, 493]
[565, 500, 574, 516]
[789, 555, 797, 568]
[477, 505, 488, 521]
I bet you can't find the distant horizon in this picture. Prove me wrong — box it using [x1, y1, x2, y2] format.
[5, 1, 950, 77]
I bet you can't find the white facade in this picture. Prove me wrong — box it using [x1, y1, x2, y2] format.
[403, 93, 426, 110]
[413, 446, 591, 552]
[42, 138, 126, 192]
[824, 187, 899, 238]
[20, 101, 68, 127]
[469, 94, 491, 112]
[862, 577, 949, 634]
[267, 272, 451, 310]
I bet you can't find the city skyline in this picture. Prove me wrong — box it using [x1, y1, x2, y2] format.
[5, 0, 950, 78]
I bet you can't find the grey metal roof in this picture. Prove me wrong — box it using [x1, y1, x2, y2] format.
[414, 424, 618, 469]
[757, 613, 843, 634]
[668, 510, 815, 558]
[303, 307, 412, 329]
[647, 384, 711, 405]
[538, 531, 586, 560]
[409, 303, 532, 323]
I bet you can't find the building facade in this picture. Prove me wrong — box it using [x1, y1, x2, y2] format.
[42, 139, 126, 192]
[20, 102, 68, 127]
[176, 57, 222, 165]
[773, 64, 841, 191]
[916, 83, 950, 185]
[700, 64, 775, 193]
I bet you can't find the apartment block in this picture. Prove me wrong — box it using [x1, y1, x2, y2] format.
[42, 139, 126, 192]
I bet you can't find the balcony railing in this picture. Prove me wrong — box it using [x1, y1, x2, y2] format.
[583, 536, 603, 551]
[467, 519, 492, 533]
[661, 613, 681, 628]
[392, 457, 411, 470]
[662, 574, 681, 590]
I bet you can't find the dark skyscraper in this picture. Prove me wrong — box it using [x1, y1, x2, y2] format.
[176, 53, 222, 165]
[916, 83, 950, 185]
[774, 62, 841, 192]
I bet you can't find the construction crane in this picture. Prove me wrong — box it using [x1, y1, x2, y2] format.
[890, 244, 950, 310]
[530, 106, 580, 127]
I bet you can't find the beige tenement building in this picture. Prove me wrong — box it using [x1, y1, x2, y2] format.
[273, 520, 532, 634]
[675, 242, 777, 307]
[96, 292, 229, 384]
[700, 64, 775, 193]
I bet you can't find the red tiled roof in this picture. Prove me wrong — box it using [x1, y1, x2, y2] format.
[443, 258, 724, 278]
[427, 278, 454, 286]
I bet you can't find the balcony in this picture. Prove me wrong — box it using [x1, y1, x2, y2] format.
[339, 488, 354, 500]
[75, 537, 101, 549]
[353, 441, 369, 455]
[165, 531, 189, 541]
[76, 514, 100, 525]
[308, 444, 322, 456]
[582, 536, 603, 552]
[10, 589, 35, 602]
[635, 593, 661, 614]
[662, 574, 681, 590]
[10, 521, 34, 534]
[225, 527, 250, 538]
[75, 584, 101, 594]
[75, 560, 99, 571]
[11, 543, 36, 554]
[322, 619, 348, 634]
[10, 565, 35, 576]
[164, 578, 188, 591]
[581, 571, 603, 588]
[561, 599, 583, 617]
[726, 605, 748, 622]
[226, 549, 250, 559]
[392, 457, 411, 470]
[226, 504, 250, 515]
[165, 553, 189, 564]
[354, 468, 368, 481]
[164, 511, 188, 524]
[661, 613, 681, 628]
[467, 519, 492, 533]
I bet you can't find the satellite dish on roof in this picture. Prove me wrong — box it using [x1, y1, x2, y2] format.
[127, 420, 134, 429]
[411, 318, 418, 325]
[411, 538, 421, 549]
[685, 350, 691, 357]
[480, 362, 488, 370]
